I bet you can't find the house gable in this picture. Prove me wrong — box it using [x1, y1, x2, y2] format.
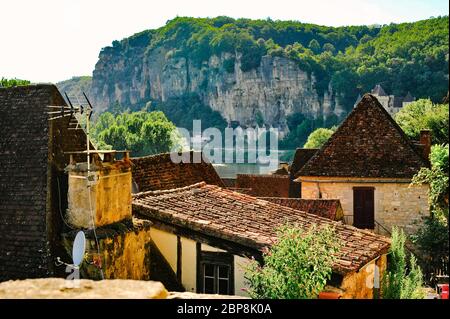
[298, 94, 428, 179]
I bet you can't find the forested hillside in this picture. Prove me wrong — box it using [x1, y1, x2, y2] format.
[63, 16, 449, 146]
[111, 16, 448, 106]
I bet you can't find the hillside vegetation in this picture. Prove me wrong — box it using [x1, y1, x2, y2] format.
[112, 16, 448, 106]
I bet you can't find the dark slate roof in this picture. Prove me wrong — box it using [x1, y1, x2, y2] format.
[371, 84, 387, 96]
[133, 182, 390, 274]
[257, 198, 343, 221]
[403, 92, 415, 102]
[0, 84, 88, 281]
[297, 94, 429, 178]
[235, 174, 290, 197]
[131, 151, 225, 192]
[289, 148, 319, 178]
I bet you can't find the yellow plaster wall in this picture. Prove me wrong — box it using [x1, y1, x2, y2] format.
[300, 177, 429, 235]
[181, 237, 197, 293]
[150, 228, 178, 273]
[340, 254, 387, 299]
[63, 224, 152, 280]
[67, 165, 132, 228]
[234, 255, 251, 298]
[99, 227, 152, 280]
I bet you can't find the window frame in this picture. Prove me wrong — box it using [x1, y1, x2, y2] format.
[197, 250, 235, 295]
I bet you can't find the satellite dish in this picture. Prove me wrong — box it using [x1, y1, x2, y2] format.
[72, 231, 86, 266]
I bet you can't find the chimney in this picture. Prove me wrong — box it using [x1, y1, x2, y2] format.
[420, 130, 432, 161]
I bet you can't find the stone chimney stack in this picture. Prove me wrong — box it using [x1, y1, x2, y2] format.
[420, 130, 432, 161]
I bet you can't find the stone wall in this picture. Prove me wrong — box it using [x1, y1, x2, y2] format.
[340, 254, 387, 299]
[300, 177, 429, 235]
[62, 219, 152, 280]
[0, 85, 89, 281]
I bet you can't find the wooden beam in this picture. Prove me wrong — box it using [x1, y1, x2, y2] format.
[147, 219, 263, 263]
[177, 236, 182, 283]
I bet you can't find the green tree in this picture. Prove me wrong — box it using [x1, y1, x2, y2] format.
[304, 127, 336, 148]
[0, 77, 30, 87]
[411, 145, 449, 282]
[92, 110, 179, 157]
[411, 144, 449, 213]
[308, 39, 321, 54]
[244, 224, 341, 299]
[395, 99, 449, 145]
[381, 227, 425, 299]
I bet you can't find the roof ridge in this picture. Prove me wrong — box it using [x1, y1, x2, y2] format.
[132, 181, 208, 199]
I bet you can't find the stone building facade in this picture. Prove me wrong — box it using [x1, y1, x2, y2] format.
[297, 94, 430, 236]
[354, 85, 415, 116]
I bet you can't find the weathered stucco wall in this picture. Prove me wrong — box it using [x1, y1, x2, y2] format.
[340, 254, 387, 299]
[67, 163, 132, 228]
[149, 228, 251, 297]
[181, 237, 197, 293]
[150, 228, 178, 273]
[300, 177, 429, 235]
[62, 220, 152, 280]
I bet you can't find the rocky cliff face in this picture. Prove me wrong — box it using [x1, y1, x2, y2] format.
[92, 46, 345, 133]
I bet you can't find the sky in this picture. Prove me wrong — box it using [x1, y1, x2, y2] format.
[0, 0, 448, 83]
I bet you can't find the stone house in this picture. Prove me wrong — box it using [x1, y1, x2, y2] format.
[296, 94, 430, 235]
[0, 85, 89, 281]
[0, 84, 152, 282]
[133, 182, 390, 299]
[354, 84, 415, 116]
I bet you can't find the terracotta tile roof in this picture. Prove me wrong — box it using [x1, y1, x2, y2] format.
[132, 182, 390, 274]
[297, 94, 429, 178]
[257, 198, 343, 221]
[235, 174, 290, 197]
[131, 151, 225, 192]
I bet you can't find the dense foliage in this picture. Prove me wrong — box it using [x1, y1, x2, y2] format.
[395, 99, 449, 145]
[102, 16, 448, 145]
[91, 110, 180, 157]
[279, 114, 339, 149]
[147, 94, 228, 131]
[0, 77, 30, 87]
[56, 76, 92, 97]
[381, 227, 425, 299]
[113, 16, 448, 107]
[412, 144, 449, 213]
[244, 224, 341, 299]
[411, 144, 449, 282]
[303, 127, 336, 149]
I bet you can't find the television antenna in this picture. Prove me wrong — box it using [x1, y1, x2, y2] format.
[47, 92, 94, 171]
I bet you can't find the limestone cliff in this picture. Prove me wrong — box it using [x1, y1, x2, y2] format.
[91, 45, 345, 133]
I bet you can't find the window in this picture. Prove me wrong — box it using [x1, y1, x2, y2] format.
[197, 250, 234, 295]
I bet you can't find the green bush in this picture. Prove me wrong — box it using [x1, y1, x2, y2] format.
[244, 224, 341, 299]
[381, 227, 425, 299]
[395, 99, 449, 145]
[304, 127, 336, 149]
[412, 144, 449, 212]
[0, 77, 30, 87]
